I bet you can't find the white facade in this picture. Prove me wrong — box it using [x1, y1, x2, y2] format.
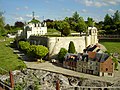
[17, 22, 47, 39]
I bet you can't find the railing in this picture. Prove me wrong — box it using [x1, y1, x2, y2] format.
[98, 35, 120, 39]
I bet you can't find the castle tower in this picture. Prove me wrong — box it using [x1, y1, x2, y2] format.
[88, 26, 98, 45]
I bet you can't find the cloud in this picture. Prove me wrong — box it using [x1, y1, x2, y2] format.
[103, 0, 120, 5]
[24, 6, 29, 10]
[84, 0, 107, 7]
[15, 17, 24, 21]
[16, 6, 29, 11]
[81, 9, 87, 13]
[107, 9, 115, 14]
[26, 14, 40, 19]
[75, 0, 120, 7]
[16, 8, 20, 10]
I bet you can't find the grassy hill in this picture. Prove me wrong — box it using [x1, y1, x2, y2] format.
[100, 41, 120, 54]
[0, 37, 26, 74]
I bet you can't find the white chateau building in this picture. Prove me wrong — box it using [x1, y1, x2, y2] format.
[17, 13, 47, 39]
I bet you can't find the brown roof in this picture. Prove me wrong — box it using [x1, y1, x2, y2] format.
[88, 52, 96, 58]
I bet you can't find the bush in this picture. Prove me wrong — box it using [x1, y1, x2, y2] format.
[34, 45, 49, 60]
[58, 48, 68, 63]
[112, 57, 118, 70]
[27, 45, 37, 58]
[18, 41, 30, 53]
[68, 41, 76, 53]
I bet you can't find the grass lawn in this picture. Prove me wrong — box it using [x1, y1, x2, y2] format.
[100, 41, 120, 54]
[0, 37, 26, 74]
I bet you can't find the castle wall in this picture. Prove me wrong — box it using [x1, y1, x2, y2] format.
[29, 36, 87, 59]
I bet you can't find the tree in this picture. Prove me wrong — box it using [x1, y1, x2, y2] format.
[72, 11, 80, 23]
[86, 17, 94, 27]
[34, 45, 48, 60]
[75, 20, 87, 34]
[113, 10, 120, 34]
[56, 21, 70, 36]
[113, 10, 120, 23]
[68, 41, 76, 53]
[14, 21, 24, 29]
[0, 11, 5, 36]
[103, 14, 113, 34]
[58, 48, 68, 63]
[104, 14, 113, 26]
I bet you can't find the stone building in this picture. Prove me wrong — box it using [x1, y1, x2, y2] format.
[17, 12, 47, 39]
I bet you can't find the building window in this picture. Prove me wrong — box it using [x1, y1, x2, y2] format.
[96, 67, 97, 70]
[112, 63, 113, 65]
[96, 63, 98, 65]
[108, 73, 112, 76]
[90, 62, 92, 64]
[106, 68, 108, 71]
[90, 66, 92, 69]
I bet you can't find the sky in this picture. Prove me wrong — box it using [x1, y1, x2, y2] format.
[0, 0, 120, 25]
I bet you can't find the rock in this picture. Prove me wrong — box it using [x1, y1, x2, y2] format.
[69, 77, 79, 86]
[58, 74, 69, 86]
[81, 79, 108, 87]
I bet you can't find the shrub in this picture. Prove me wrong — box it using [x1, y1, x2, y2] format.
[68, 41, 76, 53]
[18, 41, 30, 53]
[34, 45, 49, 60]
[58, 48, 68, 63]
[27, 45, 37, 58]
[112, 57, 118, 70]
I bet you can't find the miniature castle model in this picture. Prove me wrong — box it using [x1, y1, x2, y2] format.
[17, 12, 47, 39]
[28, 26, 98, 58]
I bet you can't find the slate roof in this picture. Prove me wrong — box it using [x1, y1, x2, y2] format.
[95, 53, 109, 62]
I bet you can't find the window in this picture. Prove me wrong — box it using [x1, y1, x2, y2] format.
[96, 67, 97, 70]
[108, 73, 112, 76]
[112, 63, 113, 65]
[96, 63, 98, 65]
[90, 61, 92, 64]
[106, 68, 108, 71]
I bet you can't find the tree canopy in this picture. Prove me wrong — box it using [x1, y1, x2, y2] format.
[58, 48, 68, 63]
[0, 11, 5, 36]
[68, 41, 76, 53]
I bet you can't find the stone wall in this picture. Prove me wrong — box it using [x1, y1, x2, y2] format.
[29, 35, 98, 59]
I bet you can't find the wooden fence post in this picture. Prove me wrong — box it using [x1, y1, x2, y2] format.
[9, 71, 14, 88]
[56, 80, 60, 90]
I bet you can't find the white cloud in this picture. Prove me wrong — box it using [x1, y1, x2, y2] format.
[16, 8, 20, 10]
[81, 9, 87, 13]
[84, 0, 107, 7]
[103, 0, 120, 5]
[75, 0, 120, 7]
[15, 17, 24, 21]
[107, 9, 115, 14]
[16, 6, 29, 11]
[26, 14, 40, 19]
[24, 6, 29, 10]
